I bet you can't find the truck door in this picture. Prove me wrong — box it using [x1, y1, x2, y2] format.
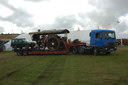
[95, 32, 103, 46]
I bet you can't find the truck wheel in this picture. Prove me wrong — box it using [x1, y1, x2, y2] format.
[17, 50, 22, 56]
[23, 50, 28, 56]
[94, 48, 98, 56]
[106, 52, 111, 55]
[71, 47, 78, 54]
[78, 46, 85, 54]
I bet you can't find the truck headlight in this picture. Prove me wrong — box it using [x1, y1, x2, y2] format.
[104, 48, 107, 50]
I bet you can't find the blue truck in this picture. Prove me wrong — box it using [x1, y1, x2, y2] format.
[76, 29, 117, 55]
[90, 30, 117, 55]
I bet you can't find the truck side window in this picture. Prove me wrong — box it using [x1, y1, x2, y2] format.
[96, 33, 101, 39]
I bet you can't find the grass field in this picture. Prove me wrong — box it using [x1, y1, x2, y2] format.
[0, 46, 128, 85]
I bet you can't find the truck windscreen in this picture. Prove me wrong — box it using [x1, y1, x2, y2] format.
[103, 32, 115, 39]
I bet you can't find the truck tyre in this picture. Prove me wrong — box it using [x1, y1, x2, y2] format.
[17, 50, 22, 56]
[23, 50, 28, 56]
[71, 47, 78, 54]
[94, 47, 98, 56]
[106, 52, 111, 55]
[78, 46, 85, 54]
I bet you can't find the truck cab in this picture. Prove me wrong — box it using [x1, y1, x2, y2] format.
[90, 30, 117, 55]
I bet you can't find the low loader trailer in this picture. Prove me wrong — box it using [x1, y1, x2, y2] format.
[11, 29, 85, 56]
[11, 29, 117, 56]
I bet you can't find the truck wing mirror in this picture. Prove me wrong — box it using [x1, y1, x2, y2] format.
[89, 33, 91, 37]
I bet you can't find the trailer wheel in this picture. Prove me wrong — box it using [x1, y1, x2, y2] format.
[78, 46, 85, 54]
[17, 50, 22, 56]
[94, 47, 98, 56]
[106, 52, 111, 55]
[71, 47, 78, 54]
[23, 50, 28, 56]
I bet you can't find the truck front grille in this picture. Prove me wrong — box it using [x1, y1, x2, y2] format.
[105, 42, 115, 46]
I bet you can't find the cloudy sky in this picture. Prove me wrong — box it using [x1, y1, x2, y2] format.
[0, 0, 128, 34]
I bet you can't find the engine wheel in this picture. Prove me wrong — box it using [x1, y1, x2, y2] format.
[47, 36, 60, 51]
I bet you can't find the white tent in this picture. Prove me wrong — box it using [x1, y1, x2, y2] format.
[116, 34, 128, 39]
[5, 40, 12, 51]
[68, 30, 128, 40]
[68, 30, 91, 43]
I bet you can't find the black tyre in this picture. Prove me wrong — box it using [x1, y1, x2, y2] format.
[78, 46, 85, 54]
[71, 47, 78, 54]
[47, 36, 60, 51]
[0, 48, 2, 52]
[105, 52, 111, 55]
[94, 47, 98, 56]
[17, 50, 22, 56]
[23, 50, 28, 56]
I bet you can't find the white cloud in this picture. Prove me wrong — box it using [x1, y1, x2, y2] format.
[0, 0, 128, 34]
[8, 0, 23, 8]
[0, 21, 22, 33]
[0, 27, 5, 33]
[10, 0, 94, 27]
[0, 4, 13, 18]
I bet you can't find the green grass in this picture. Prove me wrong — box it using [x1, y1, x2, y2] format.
[0, 46, 128, 85]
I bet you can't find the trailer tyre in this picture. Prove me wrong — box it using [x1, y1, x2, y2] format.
[23, 50, 28, 56]
[106, 52, 111, 55]
[94, 47, 98, 56]
[78, 46, 85, 54]
[17, 50, 22, 56]
[71, 47, 78, 54]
